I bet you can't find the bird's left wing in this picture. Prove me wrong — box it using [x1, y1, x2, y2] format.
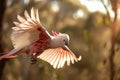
[38, 46, 81, 69]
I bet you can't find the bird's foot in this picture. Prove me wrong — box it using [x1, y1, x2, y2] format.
[30, 55, 37, 64]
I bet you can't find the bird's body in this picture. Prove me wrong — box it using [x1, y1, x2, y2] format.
[0, 8, 81, 69]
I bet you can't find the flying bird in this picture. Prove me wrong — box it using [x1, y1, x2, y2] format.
[0, 8, 81, 69]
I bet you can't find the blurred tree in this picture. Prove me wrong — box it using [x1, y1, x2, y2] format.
[0, 0, 7, 80]
[109, 0, 120, 80]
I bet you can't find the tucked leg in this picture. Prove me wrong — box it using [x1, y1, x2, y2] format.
[30, 54, 37, 64]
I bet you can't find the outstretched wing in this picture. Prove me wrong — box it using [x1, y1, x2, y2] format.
[11, 8, 51, 49]
[38, 46, 81, 69]
[0, 8, 51, 59]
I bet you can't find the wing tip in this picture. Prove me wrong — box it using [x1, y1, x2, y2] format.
[78, 56, 82, 61]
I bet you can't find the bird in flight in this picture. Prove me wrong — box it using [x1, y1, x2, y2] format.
[0, 8, 81, 69]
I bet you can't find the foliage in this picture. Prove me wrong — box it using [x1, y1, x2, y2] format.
[1, 0, 120, 80]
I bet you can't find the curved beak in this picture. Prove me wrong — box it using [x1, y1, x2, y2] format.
[65, 41, 69, 46]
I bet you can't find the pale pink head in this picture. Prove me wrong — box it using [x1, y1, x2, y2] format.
[50, 31, 70, 48]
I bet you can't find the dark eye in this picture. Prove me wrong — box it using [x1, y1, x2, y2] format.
[63, 39, 65, 42]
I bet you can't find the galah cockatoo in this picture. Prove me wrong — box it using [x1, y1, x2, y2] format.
[0, 8, 81, 69]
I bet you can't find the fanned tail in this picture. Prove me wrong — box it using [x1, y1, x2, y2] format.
[0, 49, 20, 60]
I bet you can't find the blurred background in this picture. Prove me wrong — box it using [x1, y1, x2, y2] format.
[0, 0, 120, 80]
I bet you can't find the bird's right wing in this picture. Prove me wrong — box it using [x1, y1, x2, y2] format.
[38, 46, 81, 69]
[0, 8, 51, 59]
[11, 8, 51, 49]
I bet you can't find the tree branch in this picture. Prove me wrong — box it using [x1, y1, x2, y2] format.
[101, 0, 111, 22]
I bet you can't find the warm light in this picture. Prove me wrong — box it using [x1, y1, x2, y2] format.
[50, 1, 60, 12]
[73, 9, 84, 19]
[24, 0, 30, 5]
[79, 0, 106, 13]
[79, 0, 115, 19]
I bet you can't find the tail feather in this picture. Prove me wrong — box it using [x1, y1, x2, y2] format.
[0, 49, 20, 59]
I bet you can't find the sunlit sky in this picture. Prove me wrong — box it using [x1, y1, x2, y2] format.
[79, 0, 114, 17]
[49, 0, 115, 18]
[79, 0, 106, 12]
[35, 0, 115, 18]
